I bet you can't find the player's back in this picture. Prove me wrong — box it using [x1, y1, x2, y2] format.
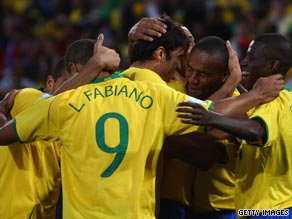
[15, 75, 209, 219]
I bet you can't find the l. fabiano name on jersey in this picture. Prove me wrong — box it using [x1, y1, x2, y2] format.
[69, 84, 154, 112]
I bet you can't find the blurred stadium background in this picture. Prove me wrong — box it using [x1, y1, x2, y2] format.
[1, 0, 292, 98]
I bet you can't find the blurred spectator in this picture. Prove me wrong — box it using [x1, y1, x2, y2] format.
[1, 0, 292, 98]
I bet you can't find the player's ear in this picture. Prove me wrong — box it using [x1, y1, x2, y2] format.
[69, 62, 79, 73]
[46, 75, 54, 92]
[154, 46, 166, 62]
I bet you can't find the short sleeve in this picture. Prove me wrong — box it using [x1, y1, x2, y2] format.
[156, 84, 212, 136]
[14, 97, 59, 143]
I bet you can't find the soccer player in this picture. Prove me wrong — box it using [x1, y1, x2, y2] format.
[0, 34, 286, 219]
[160, 36, 240, 219]
[0, 34, 120, 219]
[0, 37, 216, 219]
[186, 36, 239, 219]
[126, 17, 284, 219]
[125, 16, 217, 219]
[125, 15, 195, 219]
[177, 33, 292, 218]
[0, 57, 68, 219]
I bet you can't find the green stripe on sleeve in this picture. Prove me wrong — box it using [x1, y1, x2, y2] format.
[13, 119, 24, 143]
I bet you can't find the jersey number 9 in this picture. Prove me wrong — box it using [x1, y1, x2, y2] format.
[95, 112, 129, 177]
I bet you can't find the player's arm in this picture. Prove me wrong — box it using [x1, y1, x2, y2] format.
[163, 132, 227, 170]
[211, 74, 285, 117]
[177, 102, 265, 144]
[128, 17, 167, 59]
[53, 34, 120, 95]
[237, 83, 248, 94]
[177, 74, 283, 120]
[0, 120, 17, 145]
[0, 89, 20, 126]
[207, 41, 242, 101]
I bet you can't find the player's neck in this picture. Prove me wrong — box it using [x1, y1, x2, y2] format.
[131, 61, 161, 76]
[95, 71, 111, 80]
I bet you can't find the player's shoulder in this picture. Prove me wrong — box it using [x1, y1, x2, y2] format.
[283, 86, 292, 95]
[17, 88, 43, 97]
[11, 88, 45, 117]
[276, 88, 292, 103]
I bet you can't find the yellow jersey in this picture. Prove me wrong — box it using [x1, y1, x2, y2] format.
[159, 78, 194, 206]
[121, 67, 168, 86]
[167, 79, 187, 94]
[191, 90, 240, 212]
[122, 67, 195, 208]
[14, 74, 212, 219]
[0, 88, 61, 219]
[235, 89, 292, 211]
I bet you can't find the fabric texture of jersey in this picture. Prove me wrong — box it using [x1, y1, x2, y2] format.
[167, 79, 187, 93]
[14, 75, 212, 219]
[0, 88, 61, 219]
[235, 89, 292, 213]
[121, 67, 168, 86]
[159, 79, 195, 207]
[122, 67, 195, 209]
[191, 89, 240, 213]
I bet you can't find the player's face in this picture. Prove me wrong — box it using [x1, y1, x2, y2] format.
[240, 40, 272, 90]
[186, 49, 228, 100]
[160, 47, 185, 82]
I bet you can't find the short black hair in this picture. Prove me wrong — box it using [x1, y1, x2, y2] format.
[254, 33, 292, 77]
[130, 15, 189, 64]
[51, 57, 66, 81]
[65, 39, 95, 73]
[192, 36, 228, 73]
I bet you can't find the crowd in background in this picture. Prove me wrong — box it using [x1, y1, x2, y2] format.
[1, 0, 292, 98]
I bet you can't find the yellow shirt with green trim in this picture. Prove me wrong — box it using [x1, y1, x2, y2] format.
[121, 66, 169, 216]
[14, 75, 212, 219]
[191, 89, 240, 213]
[0, 88, 61, 219]
[159, 79, 194, 207]
[121, 66, 168, 85]
[122, 67, 195, 207]
[235, 88, 292, 212]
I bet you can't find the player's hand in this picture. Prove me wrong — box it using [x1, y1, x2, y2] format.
[252, 74, 285, 104]
[226, 40, 242, 86]
[93, 34, 120, 73]
[128, 17, 167, 42]
[176, 102, 217, 126]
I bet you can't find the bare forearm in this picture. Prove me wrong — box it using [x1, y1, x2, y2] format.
[0, 89, 19, 124]
[212, 74, 284, 116]
[164, 132, 226, 170]
[53, 60, 103, 95]
[0, 113, 7, 127]
[237, 83, 248, 94]
[208, 78, 238, 101]
[0, 120, 17, 145]
[209, 113, 265, 142]
[212, 89, 261, 117]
